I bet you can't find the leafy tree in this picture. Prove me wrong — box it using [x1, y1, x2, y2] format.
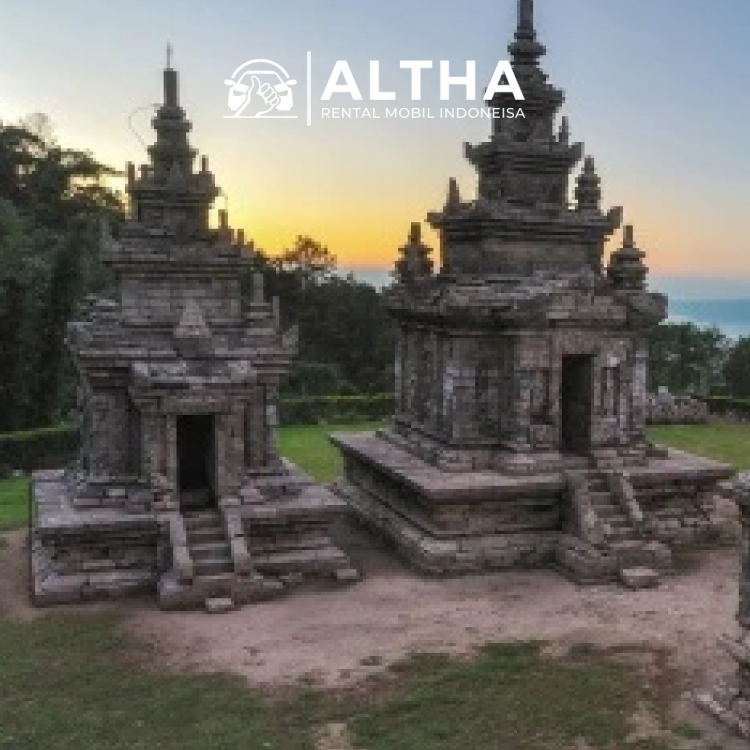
[277, 235, 336, 283]
[648, 322, 728, 395]
[0, 116, 122, 430]
[251, 246, 394, 396]
[724, 337, 750, 398]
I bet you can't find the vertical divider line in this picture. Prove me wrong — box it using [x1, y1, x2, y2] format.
[307, 51, 312, 126]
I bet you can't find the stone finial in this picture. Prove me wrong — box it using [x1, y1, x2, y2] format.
[445, 178, 461, 212]
[218, 209, 229, 236]
[575, 156, 601, 212]
[624, 224, 634, 247]
[395, 223, 433, 285]
[163, 56, 179, 108]
[236, 228, 245, 247]
[607, 224, 648, 290]
[510, 0, 545, 64]
[519, 0, 534, 30]
[559, 117, 570, 147]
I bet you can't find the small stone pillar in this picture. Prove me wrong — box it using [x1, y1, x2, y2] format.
[740, 474, 750, 628]
[697, 472, 750, 736]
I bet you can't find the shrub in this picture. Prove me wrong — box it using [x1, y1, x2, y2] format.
[0, 424, 79, 471]
[698, 396, 750, 421]
[279, 393, 394, 425]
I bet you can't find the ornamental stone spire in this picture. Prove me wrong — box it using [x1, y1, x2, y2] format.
[575, 156, 602, 212]
[608, 225, 648, 290]
[394, 223, 433, 285]
[125, 56, 218, 239]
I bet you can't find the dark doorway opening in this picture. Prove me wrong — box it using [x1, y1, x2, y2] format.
[177, 415, 215, 511]
[560, 355, 593, 454]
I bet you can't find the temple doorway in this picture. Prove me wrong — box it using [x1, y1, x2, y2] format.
[177, 415, 216, 511]
[560, 355, 593, 454]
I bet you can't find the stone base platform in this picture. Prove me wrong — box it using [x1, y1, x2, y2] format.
[331, 431, 734, 582]
[31, 466, 358, 609]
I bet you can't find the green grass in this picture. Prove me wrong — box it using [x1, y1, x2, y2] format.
[0, 616, 678, 750]
[0, 615, 315, 750]
[648, 423, 750, 471]
[0, 475, 29, 531]
[278, 421, 385, 483]
[1, 420, 734, 749]
[350, 645, 671, 750]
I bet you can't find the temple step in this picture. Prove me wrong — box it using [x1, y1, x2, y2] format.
[194, 558, 234, 577]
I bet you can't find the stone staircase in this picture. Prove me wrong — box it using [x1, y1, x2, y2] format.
[585, 472, 636, 543]
[558, 468, 671, 588]
[157, 505, 278, 612]
[185, 510, 233, 578]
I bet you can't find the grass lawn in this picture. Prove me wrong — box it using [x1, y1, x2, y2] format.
[0, 475, 29, 532]
[0, 615, 687, 750]
[278, 422, 385, 484]
[0, 421, 732, 749]
[648, 423, 750, 472]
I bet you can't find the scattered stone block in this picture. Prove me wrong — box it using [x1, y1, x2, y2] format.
[619, 567, 661, 590]
[205, 597, 234, 614]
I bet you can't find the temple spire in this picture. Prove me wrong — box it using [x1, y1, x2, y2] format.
[164, 45, 179, 107]
[519, 0, 534, 31]
[509, 0, 545, 67]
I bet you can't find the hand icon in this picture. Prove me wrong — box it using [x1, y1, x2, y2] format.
[247, 76, 281, 113]
[225, 74, 282, 117]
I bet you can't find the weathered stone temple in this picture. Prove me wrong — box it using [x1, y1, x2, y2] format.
[31, 63, 357, 609]
[333, 0, 733, 585]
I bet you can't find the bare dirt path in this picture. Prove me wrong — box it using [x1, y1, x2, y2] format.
[119, 522, 739, 693]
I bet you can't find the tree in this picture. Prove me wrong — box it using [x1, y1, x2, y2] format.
[648, 322, 728, 395]
[0, 117, 122, 430]
[724, 338, 750, 398]
[250, 245, 394, 396]
[277, 235, 336, 283]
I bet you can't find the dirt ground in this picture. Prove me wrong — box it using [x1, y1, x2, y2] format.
[2, 513, 747, 748]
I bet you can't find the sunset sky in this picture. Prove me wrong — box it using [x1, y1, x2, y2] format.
[2, 0, 749, 291]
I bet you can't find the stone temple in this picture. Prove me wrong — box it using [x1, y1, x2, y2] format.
[31, 61, 357, 609]
[332, 0, 733, 586]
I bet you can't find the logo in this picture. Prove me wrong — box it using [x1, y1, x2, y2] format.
[224, 59, 297, 119]
[224, 54, 525, 126]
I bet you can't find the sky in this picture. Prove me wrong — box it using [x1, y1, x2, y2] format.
[1, 0, 750, 295]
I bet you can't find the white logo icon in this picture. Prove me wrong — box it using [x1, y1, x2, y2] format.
[224, 60, 297, 119]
